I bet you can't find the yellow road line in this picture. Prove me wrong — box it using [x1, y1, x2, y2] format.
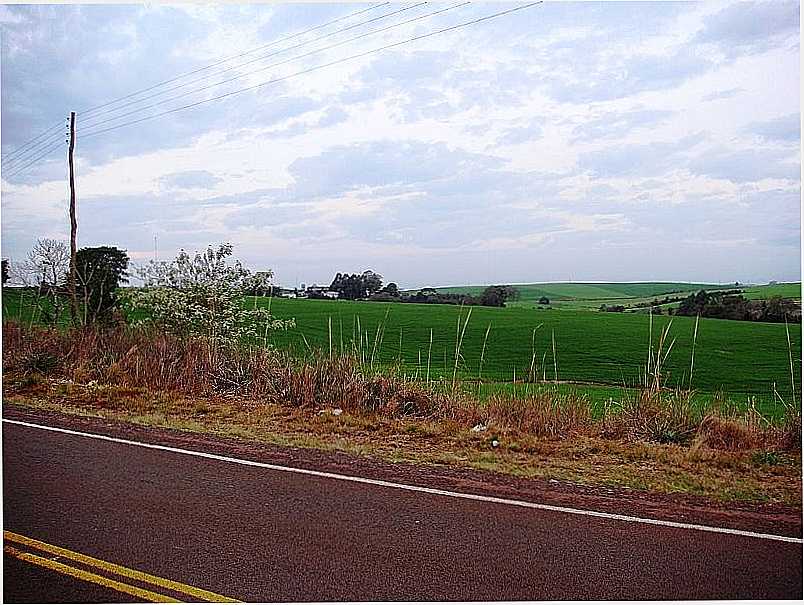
[4, 544, 180, 603]
[4, 531, 239, 603]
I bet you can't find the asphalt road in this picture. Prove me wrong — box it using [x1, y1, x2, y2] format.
[3, 420, 802, 602]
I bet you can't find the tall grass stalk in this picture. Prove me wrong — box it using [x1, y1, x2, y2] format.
[328, 316, 332, 359]
[552, 329, 558, 384]
[355, 315, 361, 363]
[785, 316, 797, 405]
[528, 323, 543, 383]
[646, 310, 654, 387]
[371, 323, 382, 369]
[452, 307, 473, 387]
[646, 319, 675, 394]
[370, 307, 391, 369]
[300, 332, 312, 354]
[426, 328, 433, 384]
[398, 327, 403, 363]
[478, 322, 492, 386]
[689, 314, 699, 389]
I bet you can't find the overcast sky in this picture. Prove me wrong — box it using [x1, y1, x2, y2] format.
[1, 1, 800, 288]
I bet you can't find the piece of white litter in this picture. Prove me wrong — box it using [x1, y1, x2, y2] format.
[471, 423, 488, 433]
[492, 439, 499, 448]
[332, 408, 343, 416]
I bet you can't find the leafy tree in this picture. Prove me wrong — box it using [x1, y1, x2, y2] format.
[1, 259, 8, 285]
[76, 246, 130, 324]
[381, 282, 400, 297]
[362, 270, 383, 296]
[121, 243, 294, 343]
[329, 270, 384, 300]
[479, 285, 517, 307]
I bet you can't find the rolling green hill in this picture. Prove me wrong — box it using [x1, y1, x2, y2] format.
[427, 281, 801, 310]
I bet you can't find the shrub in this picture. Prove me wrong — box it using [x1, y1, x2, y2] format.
[120, 243, 293, 343]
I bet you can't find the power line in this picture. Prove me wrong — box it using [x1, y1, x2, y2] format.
[2, 120, 63, 163]
[4, 4, 393, 178]
[78, 2, 429, 127]
[79, 1, 469, 133]
[77, 2, 391, 119]
[80, 2, 543, 140]
[2, 130, 66, 172]
[3, 140, 65, 180]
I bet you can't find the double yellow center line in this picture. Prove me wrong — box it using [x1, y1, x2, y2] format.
[4, 531, 239, 602]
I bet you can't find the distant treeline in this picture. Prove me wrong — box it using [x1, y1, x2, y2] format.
[602, 290, 801, 323]
[375, 285, 519, 307]
[673, 290, 801, 323]
[325, 271, 519, 307]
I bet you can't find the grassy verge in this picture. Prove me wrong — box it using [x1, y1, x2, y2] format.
[3, 320, 801, 507]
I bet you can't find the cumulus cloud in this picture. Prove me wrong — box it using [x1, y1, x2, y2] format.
[1, 2, 800, 284]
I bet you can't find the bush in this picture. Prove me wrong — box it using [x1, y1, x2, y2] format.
[120, 243, 293, 343]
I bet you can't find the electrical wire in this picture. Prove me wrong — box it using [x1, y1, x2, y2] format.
[3, 140, 65, 180]
[7, 5, 394, 167]
[2, 120, 63, 164]
[2, 130, 66, 172]
[80, 2, 542, 140]
[78, 2, 429, 127]
[77, 2, 391, 119]
[78, 1, 469, 133]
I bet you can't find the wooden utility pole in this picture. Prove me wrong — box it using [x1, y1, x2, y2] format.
[68, 111, 79, 324]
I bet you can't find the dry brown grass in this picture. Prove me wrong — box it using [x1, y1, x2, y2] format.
[3, 320, 800, 455]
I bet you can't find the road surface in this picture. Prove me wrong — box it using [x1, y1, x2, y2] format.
[3, 417, 802, 601]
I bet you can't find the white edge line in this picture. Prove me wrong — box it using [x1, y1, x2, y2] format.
[4, 418, 803, 544]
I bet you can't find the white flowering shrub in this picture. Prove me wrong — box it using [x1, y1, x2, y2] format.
[120, 243, 293, 343]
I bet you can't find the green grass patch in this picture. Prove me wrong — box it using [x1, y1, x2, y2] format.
[250, 296, 800, 403]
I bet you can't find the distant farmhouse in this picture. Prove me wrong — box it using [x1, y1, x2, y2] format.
[269, 284, 339, 299]
[305, 284, 339, 299]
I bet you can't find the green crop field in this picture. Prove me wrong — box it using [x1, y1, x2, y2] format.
[252, 296, 801, 402]
[741, 282, 801, 301]
[4, 287, 800, 414]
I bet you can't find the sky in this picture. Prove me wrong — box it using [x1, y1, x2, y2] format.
[1, 1, 800, 289]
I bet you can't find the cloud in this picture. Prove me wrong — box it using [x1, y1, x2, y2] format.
[571, 108, 675, 143]
[701, 87, 743, 102]
[158, 170, 221, 190]
[694, 1, 799, 56]
[577, 132, 709, 178]
[744, 113, 800, 143]
[689, 147, 800, 183]
[496, 119, 544, 146]
[1, 2, 800, 284]
[542, 43, 715, 103]
[286, 139, 506, 198]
